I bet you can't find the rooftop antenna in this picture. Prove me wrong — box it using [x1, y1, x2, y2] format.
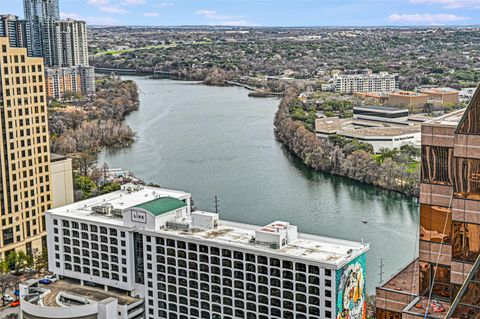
[379, 258, 385, 284]
[214, 195, 219, 215]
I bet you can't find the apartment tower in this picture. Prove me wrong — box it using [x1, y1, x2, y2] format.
[0, 37, 52, 260]
[24, 0, 60, 67]
[0, 15, 32, 57]
[57, 19, 88, 67]
[376, 84, 480, 319]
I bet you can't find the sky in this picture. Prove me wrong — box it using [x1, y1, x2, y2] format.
[1, 0, 479, 26]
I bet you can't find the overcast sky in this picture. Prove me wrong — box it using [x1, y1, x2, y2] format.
[1, 0, 479, 26]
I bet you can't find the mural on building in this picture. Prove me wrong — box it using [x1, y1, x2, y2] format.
[336, 253, 367, 319]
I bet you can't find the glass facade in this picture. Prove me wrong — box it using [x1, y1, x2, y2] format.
[376, 308, 401, 319]
[419, 261, 451, 299]
[421, 146, 453, 185]
[457, 94, 480, 134]
[453, 222, 480, 263]
[454, 157, 480, 199]
[420, 204, 452, 244]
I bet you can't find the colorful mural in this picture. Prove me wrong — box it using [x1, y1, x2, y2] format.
[335, 253, 367, 319]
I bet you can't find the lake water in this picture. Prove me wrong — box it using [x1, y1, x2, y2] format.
[99, 77, 419, 293]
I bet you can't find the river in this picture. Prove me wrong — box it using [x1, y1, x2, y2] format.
[99, 77, 419, 293]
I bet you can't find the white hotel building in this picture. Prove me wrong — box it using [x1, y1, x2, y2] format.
[36, 184, 369, 319]
[334, 72, 396, 94]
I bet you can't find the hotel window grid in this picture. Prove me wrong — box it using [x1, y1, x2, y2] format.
[53, 219, 130, 284]
[144, 234, 335, 319]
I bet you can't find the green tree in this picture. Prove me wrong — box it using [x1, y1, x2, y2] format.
[75, 175, 96, 198]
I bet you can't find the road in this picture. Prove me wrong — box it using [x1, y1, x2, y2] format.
[0, 306, 19, 318]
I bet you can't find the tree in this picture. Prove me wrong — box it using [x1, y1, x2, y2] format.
[7, 251, 31, 274]
[73, 152, 97, 176]
[0, 274, 19, 306]
[33, 250, 49, 274]
[74, 175, 96, 198]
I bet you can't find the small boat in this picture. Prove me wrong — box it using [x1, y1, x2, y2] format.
[362, 218, 368, 224]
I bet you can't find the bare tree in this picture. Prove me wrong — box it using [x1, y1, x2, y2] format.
[0, 274, 19, 306]
[73, 152, 98, 177]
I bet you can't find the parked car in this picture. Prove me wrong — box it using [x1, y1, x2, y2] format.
[38, 278, 52, 285]
[43, 275, 58, 283]
[2, 294, 13, 302]
[10, 300, 20, 307]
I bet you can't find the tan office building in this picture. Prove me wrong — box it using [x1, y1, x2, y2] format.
[388, 91, 428, 107]
[421, 88, 460, 105]
[0, 37, 52, 260]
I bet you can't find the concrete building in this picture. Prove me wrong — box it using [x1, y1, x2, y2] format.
[0, 15, 32, 56]
[315, 117, 421, 153]
[0, 37, 52, 259]
[421, 88, 460, 105]
[388, 91, 429, 107]
[57, 19, 88, 67]
[50, 154, 74, 209]
[45, 184, 369, 319]
[78, 65, 96, 98]
[353, 105, 409, 122]
[375, 85, 480, 319]
[19, 278, 144, 319]
[333, 72, 396, 94]
[45, 66, 81, 100]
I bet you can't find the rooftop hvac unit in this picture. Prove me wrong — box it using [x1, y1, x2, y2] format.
[166, 221, 190, 230]
[111, 209, 123, 218]
[92, 203, 113, 215]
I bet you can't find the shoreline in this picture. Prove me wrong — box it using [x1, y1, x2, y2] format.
[273, 90, 420, 198]
[110, 74, 418, 198]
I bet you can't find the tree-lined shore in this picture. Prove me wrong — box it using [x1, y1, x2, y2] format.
[274, 88, 420, 197]
[49, 76, 139, 155]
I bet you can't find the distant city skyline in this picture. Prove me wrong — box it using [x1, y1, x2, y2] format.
[1, 0, 479, 26]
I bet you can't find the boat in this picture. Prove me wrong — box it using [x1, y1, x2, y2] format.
[362, 218, 368, 224]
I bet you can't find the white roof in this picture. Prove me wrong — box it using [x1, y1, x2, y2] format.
[47, 186, 368, 268]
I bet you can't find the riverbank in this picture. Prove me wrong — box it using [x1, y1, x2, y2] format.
[49, 76, 139, 155]
[274, 88, 420, 197]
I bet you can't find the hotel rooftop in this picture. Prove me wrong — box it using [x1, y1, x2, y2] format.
[48, 184, 368, 269]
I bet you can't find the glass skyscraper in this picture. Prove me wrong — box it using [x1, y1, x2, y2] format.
[23, 0, 60, 67]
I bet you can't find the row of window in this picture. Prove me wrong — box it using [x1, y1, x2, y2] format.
[149, 236, 331, 276]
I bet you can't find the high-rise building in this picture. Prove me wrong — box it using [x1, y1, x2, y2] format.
[0, 37, 52, 259]
[334, 72, 397, 94]
[37, 184, 369, 319]
[24, 0, 60, 67]
[0, 15, 32, 56]
[78, 65, 95, 97]
[57, 19, 88, 67]
[375, 85, 480, 319]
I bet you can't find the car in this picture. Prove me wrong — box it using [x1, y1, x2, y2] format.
[2, 294, 13, 302]
[10, 300, 20, 307]
[38, 278, 52, 285]
[43, 275, 58, 283]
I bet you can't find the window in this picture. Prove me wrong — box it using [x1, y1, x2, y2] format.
[453, 222, 480, 263]
[421, 146, 453, 185]
[454, 157, 480, 199]
[420, 205, 452, 244]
